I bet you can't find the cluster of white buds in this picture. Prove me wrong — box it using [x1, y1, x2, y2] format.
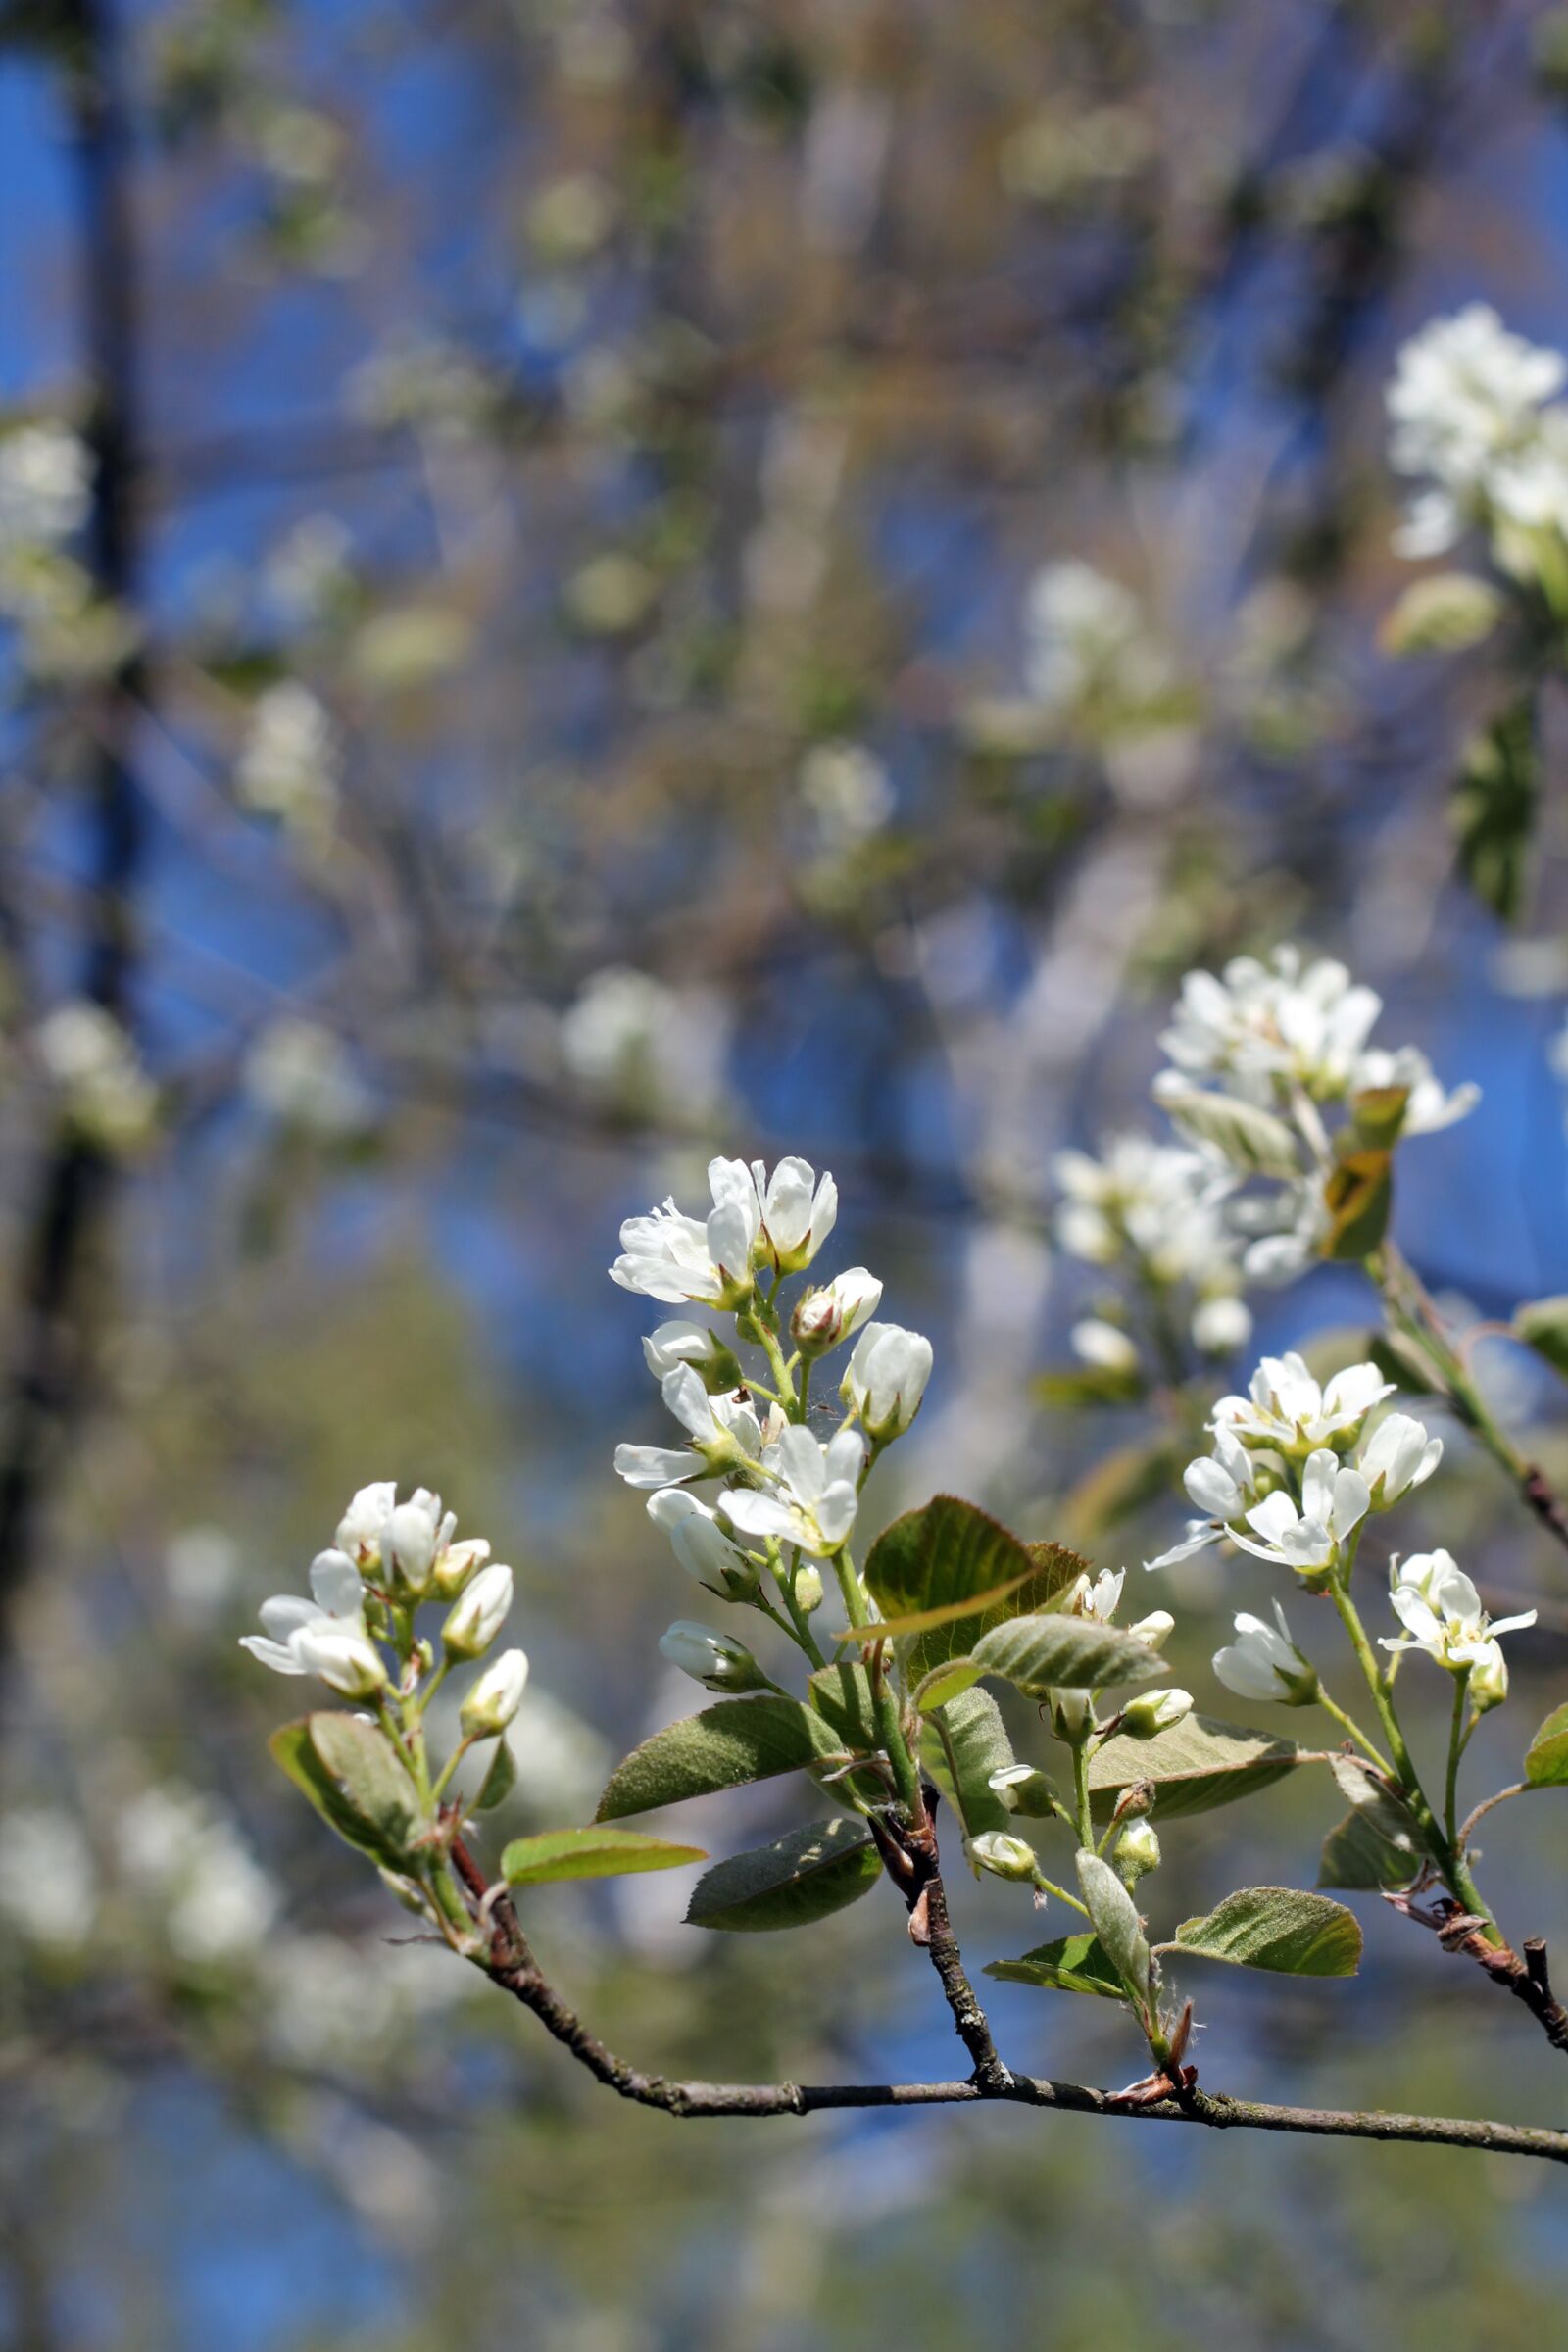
[612, 1154, 933, 1668]
[1387, 305, 1568, 565]
[243, 1480, 527, 1728]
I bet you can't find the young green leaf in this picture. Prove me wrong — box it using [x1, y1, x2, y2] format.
[1171, 1886, 1361, 1976]
[1317, 1809, 1418, 1891]
[1321, 1147, 1394, 1262]
[473, 1738, 517, 1812]
[863, 1496, 1088, 1680]
[269, 1718, 413, 1867]
[832, 1567, 1037, 1644]
[984, 1933, 1128, 2001]
[919, 1686, 1016, 1841]
[685, 1818, 881, 1932]
[1075, 1851, 1152, 2008]
[502, 1827, 707, 1886]
[1513, 1299, 1568, 1383]
[1454, 695, 1537, 924]
[1380, 571, 1503, 657]
[911, 1655, 983, 1714]
[808, 1661, 879, 1749]
[596, 1697, 844, 1821]
[1524, 1700, 1568, 1788]
[1088, 1713, 1307, 1820]
[970, 1611, 1165, 1695]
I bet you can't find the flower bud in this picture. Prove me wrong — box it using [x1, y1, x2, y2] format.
[1469, 1639, 1508, 1714]
[442, 1561, 514, 1659]
[969, 1831, 1040, 1883]
[335, 1481, 396, 1568]
[791, 1268, 884, 1358]
[793, 1562, 824, 1615]
[843, 1321, 933, 1441]
[377, 1866, 431, 1917]
[1070, 1317, 1139, 1374]
[385, 1489, 448, 1597]
[658, 1621, 766, 1692]
[1049, 1688, 1096, 1741]
[1115, 1819, 1161, 1885]
[431, 1536, 491, 1601]
[1118, 1688, 1193, 1740]
[641, 1320, 744, 1392]
[987, 1762, 1057, 1818]
[461, 1646, 529, 1737]
[646, 1489, 755, 1594]
[1127, 1610, 1174, 1651]
[292, 1622, 388, 1698]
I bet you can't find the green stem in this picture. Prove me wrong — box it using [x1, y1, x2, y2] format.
[836, 1549, 923, 1820]
[1445, 1669, 1470, 1863]
[1315, 1687, 1392, 1775]
[1070, 1740, 1094, 1852]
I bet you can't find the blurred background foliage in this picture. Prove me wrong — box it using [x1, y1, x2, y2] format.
[4, 0, 1568, 2344]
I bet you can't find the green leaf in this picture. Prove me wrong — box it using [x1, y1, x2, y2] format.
[307, 1713, 422, 1853]
[970, 1611, 1166, 1695]
[473, 1739, 516, 1812]
[1075, 1850, 1152, 2007]
[833, 1568, 1037, 1644]
[862, 1497, 1088, 1680]
[1366, 1327, 1440, 1397]
[1317, 1809, 1418, 1890]
[502, 1827, 706, 1886]
[685, 1818, 881, 1932]
[1380, 571, 1503, 657]
[1525, 1700, 1568, 1788]
[911, 1655, 984, 1713]
[1513, 1298, 1568, 1382]
[919, 1686, 1016, 1841]
[807, 1661, 879, 1749]
[984, 1933, 1128, 2001]
[1088, 1712, 1309, 1821]
[1321, 1147, 1393, 1262]
[1327, 1753, 1427, 1857]
[1454, 696, 1537, 924]
[596, 1697, 844, 1821]
[269, 1718, 413, 1867]
[1347, 1086, 1411, 1151]
[1171, 1886, 1361, 1977]
[1156, 1089, 1302, 1179]
[1035, 1364, 1146, 1409]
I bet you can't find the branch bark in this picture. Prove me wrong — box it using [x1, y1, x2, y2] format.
[447, 1841, 1568, 2169]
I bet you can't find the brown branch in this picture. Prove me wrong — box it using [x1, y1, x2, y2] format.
[446, 1841, 1568, 2168]
[1415, 1900, 1568, 2059]
[868, 1798, 1013, 2093]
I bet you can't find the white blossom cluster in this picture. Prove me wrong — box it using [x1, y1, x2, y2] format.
[0, 421, 92, 551]
[1053, 1133, 1252, 1362]
[1387, 304, 1568, 560]
[1024, 561, 1172, 720]
[558, 965, 730, 1124]
[1149, 1349, 1534, 1713]
[235, 681, 342, 848]
[242, 1480, 528, 1737]
[611, 1154, 933, 1684]
[31, 1000, 158, 1153]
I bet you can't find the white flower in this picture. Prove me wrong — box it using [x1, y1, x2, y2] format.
[641, 1320, 734, 1382]
[842, 1321, 933, 1440]
[559, 966, 729, 1117]
[723, 1425, 865, 1555]
[611, 1159, 761, 1306]
[1468, 1639, 1509, 1713]
[799, 740, 896, 852]
[461, 1647, 529, 1736]
[751, 1155, 838, 1273]
[1350, 1045, 1478, 1137]
[1357, 1411, 1443, 1506]
[791, 1267, 883, 1354]
[1069, 1318, 1139, 1374]
[1127, 1609, 1174, 1649]
[1191, 1293, 1251, 1354]
[1066, 1567, 1125, 1622]
[1158, 947, 1381, 1103]
[1213, 1352, 1394, 1452]
[292, 1620, 389, 1698]
[1145, 1427, 1263, 1570]
[33, 1002, 158, 1152]
[1212, 1601, 1317, 1705]
[1380, 1549, 1535, 1674]
[646, 1488, 753, 1588]
[658, 1622, 761, 1691]
[614, 1367, 766, 1490]
[0, 421, 91, 547]
[335, 1482, 397, 1566]
[0, 1806, 96, 1949]
[1232, 1446, 1370, 1575]
[246, 1018, 373, 1139]
[241, 1546, 368, 1676]
[384, 1488, 454, 1596]
[1053, 1135, 1242, 1290]
[1388, 306, 1568, 554]
[236, 682, 341, 833]
[442, 1561, 514, 1658]
[1024, 561, 1170, 715]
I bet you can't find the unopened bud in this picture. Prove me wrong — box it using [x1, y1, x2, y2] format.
[442, 1561, 514, 1659]
[642, 1320, 744, 1392]
[793, 1563, 824, 1616]
[1110, 1779, 1155, 1824]
[1118, 1688, 1193, 1740]
[460, 1646, 529, 1737]
[1469, 1640, 1508, 1714]
[1115, 1819, 1161, 1885]
[969, 1831, 1039, 1883]
[658, 1621, 766, 1692]
[385, 1489, 448, 1597]
[791, 1268, 883, 1358]
[431, 1536, 491, 1601]
[987, 1763, 1057, 1819]
[1050, 1688, 1096, 1741]
[1127, 1610, 1174, 1651]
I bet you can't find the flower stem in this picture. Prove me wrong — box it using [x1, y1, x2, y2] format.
[1315, 1687, 1392, 1775]
[836, 1548, 923, 1820]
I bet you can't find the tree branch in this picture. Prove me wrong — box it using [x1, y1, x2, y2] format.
[446, 1841, 1568, 2168]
